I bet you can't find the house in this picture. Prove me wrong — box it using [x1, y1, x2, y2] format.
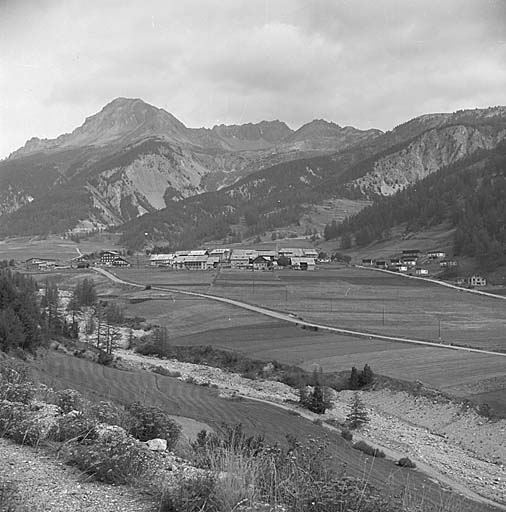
[206, 256, 221, 270]
[440, 259, 457, 268]
[25, 258, 56, 271]
[100, 250, 120, 265]
[303, 249, 318, 258]
[256, 250, 277, 261]
[469, 275, 487, 287]
[183, 255, 208, 270]
[112, 256, 130, 267]
[252, 256, 272, 271]
[361, 258, 373, 266]
[390, 258, 402, 265]
[290, 257, 316, 271]
[402, 257, 418, 267]
[279, 248, 304, 258]
[209, 248, 230, 262]
[414, 267, 429, 276]
[375, 260, 387, 269]
[149, 254, 174, 266]
[428, 250, 446, 259]
[188, 249, 209, 257]
[402, 249, 421, 257]
[230, 249, 257, 269]
[70, 255, 89, 268]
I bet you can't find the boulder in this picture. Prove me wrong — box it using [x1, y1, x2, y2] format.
[145, 438, 167, 451]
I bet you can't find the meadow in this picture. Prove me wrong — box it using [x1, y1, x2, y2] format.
[113, 265, 506, 413]
[29, 350, 497, 512]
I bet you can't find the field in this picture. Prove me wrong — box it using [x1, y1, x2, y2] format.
[29, 351, 498, 512]
[0, 234, 120, 262]
[113, 266, 506, 413]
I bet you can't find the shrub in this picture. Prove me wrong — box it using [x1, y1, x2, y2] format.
[160, 475, 218, 512]
[0, 401, 44, 446]
[341, 429, 353, 441]
[0, 362, 36, 404]
[49, 412, 97, 443]
[55, 389, 84, 414]
[68, 428, 152, 484]
[352, 440, 385, 458]
[152, 366, 181, 378]
[126, 402, 181, 449]
[97, 351, 113, 366]
[397, 457, 416, 468]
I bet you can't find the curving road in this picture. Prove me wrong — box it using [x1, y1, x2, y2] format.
[94, 267, 506, 358]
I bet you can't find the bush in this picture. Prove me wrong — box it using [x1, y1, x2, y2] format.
[397, 457, 416, 468]
[152, 366, 181, 378]
[49, 412, 97, 443]
[126, 402, 181, 449]
[341, 429, 353, 441]
[160, 475, 218, 512]
[97, 351, 113, 366]
[0, 362, 36, 404]
[69, 428, 152, 484]
[352, 440, 385, 458]
[55, 389, 84, 414]
[0, 401, 45, 446]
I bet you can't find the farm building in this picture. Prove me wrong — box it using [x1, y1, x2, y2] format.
[100, 250, 120, 265]
[279, 248, 305, 258]
[414, 267, 429, 276]
[252, 256, 272, 271]
[182, 255, 208, 270]
[398, 265, 408, 272]
[402, 249, 421, 256]
[25, 258, 56, 271]
[469, 275, 487, 287]
[390, 258, 402, 265]
[188, 249, 209, 256]
[149, 254, 174, 266]
[111, 256, 130, 267]
[375, 260, 387, 269]
[209, 248, 230, 262]
[402, 257, 417, 267]
[428, 250, 446, 259]
[206, 256, 221, 270]
[440, 260, 457, 268]
[361, 258, 373, 266]
[256, 250, 277, 261]
[302, 249, 318, 258]
[291, 257, 315, 270]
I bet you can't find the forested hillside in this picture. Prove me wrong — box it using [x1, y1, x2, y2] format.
[324, 143, 506, 267]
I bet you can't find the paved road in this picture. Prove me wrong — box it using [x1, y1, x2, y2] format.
[94, 267, 506, 358]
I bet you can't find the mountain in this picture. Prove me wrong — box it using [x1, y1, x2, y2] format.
[117, 105, 506, 250]
[324, 142, 506, 269]
[0, 98, 381, 236]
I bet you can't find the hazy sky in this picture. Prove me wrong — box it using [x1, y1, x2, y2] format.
[1, 0, 505, 158]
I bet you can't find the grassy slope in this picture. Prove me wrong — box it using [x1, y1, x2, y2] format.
[29, 350, 498, 512]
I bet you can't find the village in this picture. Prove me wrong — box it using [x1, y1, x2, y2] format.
[23, 246, 320, 272]
[361, 248, 488, 287]
[20, 244, 490, 288]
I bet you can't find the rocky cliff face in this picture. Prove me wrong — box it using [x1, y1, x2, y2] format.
[352, 123, 506, 196]
[0, 98, 381, 234]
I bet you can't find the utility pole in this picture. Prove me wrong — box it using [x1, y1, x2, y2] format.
[438, 318, 442, 342]
[382, 306, 385, 326]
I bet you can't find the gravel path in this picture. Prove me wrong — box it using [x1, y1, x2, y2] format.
[0, 438, 157, 512]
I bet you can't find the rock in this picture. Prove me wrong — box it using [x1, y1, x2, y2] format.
[145, 438, 167, 451]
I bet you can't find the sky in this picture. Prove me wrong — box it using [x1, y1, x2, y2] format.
[1, 0, 505, 158]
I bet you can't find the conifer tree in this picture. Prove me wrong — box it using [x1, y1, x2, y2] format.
[349, 366, 360, 389]
[346, 393, 369, 430]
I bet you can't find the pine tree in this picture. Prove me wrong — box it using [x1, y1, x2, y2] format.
[359, 364, 374, 387]
[346, 393, 369, 430]
[349, 366, 360, 389]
